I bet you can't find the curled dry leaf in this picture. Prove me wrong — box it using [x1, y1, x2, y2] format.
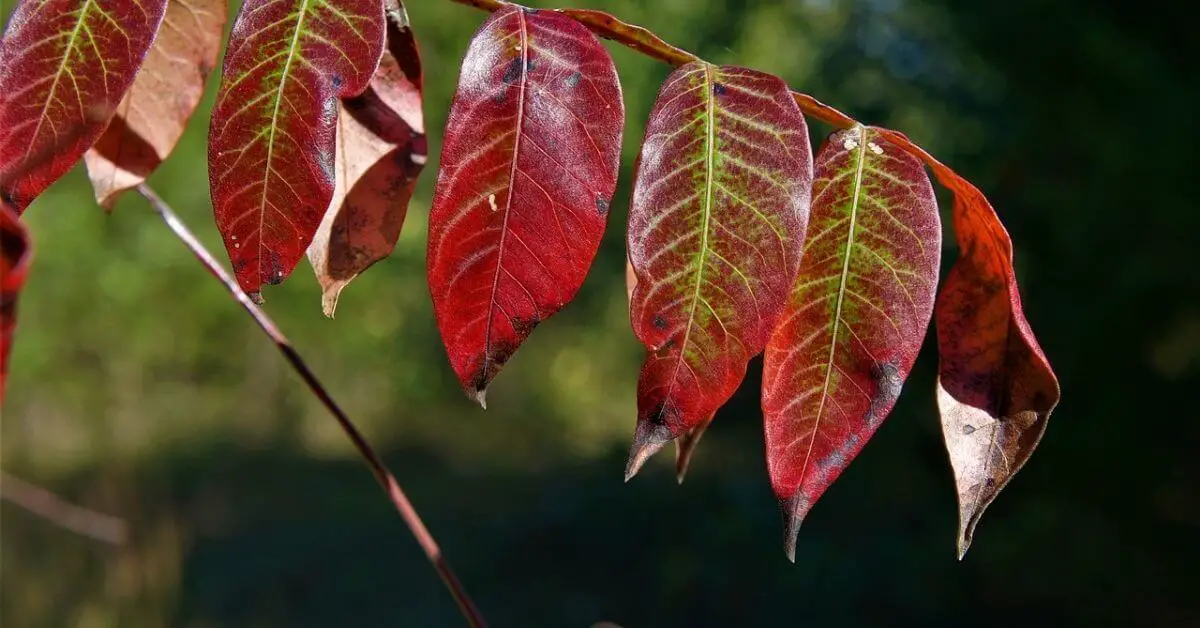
[427, 5, 624, 406]
[762, 126, 940, 560]
[625, 61, 812, 479]
[1, 200, 32, 402]
[876, 130, 1060, 559]
[308, 1, 425, 318]
[84, 0, 227, 209]
[208, 0, 386, 298]
[0, 0, 168, 211]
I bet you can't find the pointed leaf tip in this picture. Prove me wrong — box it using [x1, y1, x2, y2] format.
[624, 421, 672, 482]
[780, 493, 810, 563]
[472, 387, 488, 410]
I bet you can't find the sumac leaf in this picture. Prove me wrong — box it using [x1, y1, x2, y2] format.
[874, 129, 1060, 559]
[427, 5, 624, 405]
[762, 126, 939, 560]
[0, 200, 31, 402]
[626, 62, 812, 476]
[208, 0, 385, 298]
[308, 3, 424, 317]
[84, 0, 227, 208]
[0, 0, 168, 210]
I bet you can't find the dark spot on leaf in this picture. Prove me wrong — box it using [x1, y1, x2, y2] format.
[962, 424, 977, 435]
[713, 82, 726, 95]
[565, 71, 581, 88]
[331, 73, 344, 89]
[984, 478, 997, 488]
[864, 361, 904, 427]
[653, 315, 667, 330]
[503, 57, 535, 85]
[511, 313, 541, 339]
[264, 250, 285, 285]
[595, 197, 610, 214]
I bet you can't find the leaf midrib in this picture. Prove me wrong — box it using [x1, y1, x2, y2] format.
[482, 8, 529, 387]
[800, 126, 868, 479]
[24, 0, 95, 165]
[257, 0, 313, 275]
[663, 63, 717, 417]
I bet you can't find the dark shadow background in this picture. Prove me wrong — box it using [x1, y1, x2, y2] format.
[2, 0, 1197, 625]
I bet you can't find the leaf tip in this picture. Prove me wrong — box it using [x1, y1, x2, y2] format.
[624, 420, 672, 482]
[780, 493, 811, 563]
[321, 286, 343, 319]
[472, 387, 488, 410]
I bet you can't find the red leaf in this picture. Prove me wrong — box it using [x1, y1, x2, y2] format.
[308, 4, 425, 317]
[0, 0, 168, 211]
[625, 62, 812, 477]
[208, 0, 386, 298]
[1, 199, 32, 403]
[875, 128, 1060, 559]
[762, 126, 940, 559]
[84, 0, 227, 209]
[427, 5, 624, 406]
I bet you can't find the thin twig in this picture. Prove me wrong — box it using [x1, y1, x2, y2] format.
[0, 471, 128, 545]
[135, 184, 487, 628]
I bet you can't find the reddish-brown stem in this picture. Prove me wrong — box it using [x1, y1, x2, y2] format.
[135, 184, 487, 628]
[0, 471, 129, 544]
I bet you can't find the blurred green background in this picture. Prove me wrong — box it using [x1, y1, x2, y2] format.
[2, 0, 1197, 625]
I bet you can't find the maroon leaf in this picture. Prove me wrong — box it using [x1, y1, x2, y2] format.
[308, 3, 425, 317]
[874, 128, 1061, 558]
[0, 0, 168, 211]
[427, 5, 624, 406]
[84, 0, 227, 209]
[1, 200, 32, 403]
[208, 0, 386, 298]
[625, 61, 812, 477]
[762, 126, 940, 559]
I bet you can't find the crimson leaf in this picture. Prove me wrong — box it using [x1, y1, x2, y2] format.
[427, 4, 624, 406]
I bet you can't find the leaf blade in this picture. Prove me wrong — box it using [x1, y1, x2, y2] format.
[626, 62, 812, 474]
[308, 2, 425, 317]
[208, 0, 386, 297]
[83, 0, 227, 208]
[762, 126, 940, 558]
[427, 5, 624, 404]
[0, 0, 168, 210]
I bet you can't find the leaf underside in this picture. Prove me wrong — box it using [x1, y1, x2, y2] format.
[84, 0, 227, 208]
[762, 125, 940, 559]
[625, 61, 812, 476]
[308, 4, 425, 317]
[427, 5, 624, 405]
[0, 0, 168, 211]
[208, 0, 386, 297]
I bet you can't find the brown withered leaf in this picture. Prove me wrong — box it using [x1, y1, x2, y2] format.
[308, 4, 425, 317]
[83, 0, 226, 209]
